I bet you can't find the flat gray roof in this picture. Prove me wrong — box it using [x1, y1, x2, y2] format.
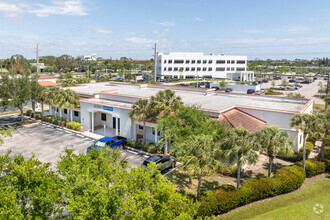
[70, 82, 311, 113]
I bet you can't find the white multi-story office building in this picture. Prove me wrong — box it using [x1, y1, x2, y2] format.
[78, 54, 97, 62]
[156, 52, 254, 81]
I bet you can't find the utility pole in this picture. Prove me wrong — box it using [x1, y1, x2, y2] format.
[36, 44, 40, 74]
[154, 43, 157, 81]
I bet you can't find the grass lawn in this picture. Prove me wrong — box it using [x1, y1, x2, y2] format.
[166, 170, 236, 199]
[313, 103, 325, 111]
[216, 174, 330, 220]
[0, 111, 21, 116]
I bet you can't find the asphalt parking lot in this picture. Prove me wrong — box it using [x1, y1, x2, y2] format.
[0, 114, 32, 125]
[0, 122, 147, 168]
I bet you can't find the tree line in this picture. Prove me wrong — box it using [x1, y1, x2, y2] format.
[0, 54, 154, 74]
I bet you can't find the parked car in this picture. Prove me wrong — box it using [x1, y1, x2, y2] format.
[300, 80, 310, 84]
[287, 85, 296, 90]
[225, 88, 233, 92]
[295, 84, 302, 88]
[255, 90, 263, 95]
[211, 86, 220, 90]
[247, 89, 255, 94]
[289, 79, 296, 83]
[261, 88, 266, 93]
[251, 82, 258, 85]
[142, 155, 176, 172]
[87, 136, 127, 152]
[262, 79, 269, 83]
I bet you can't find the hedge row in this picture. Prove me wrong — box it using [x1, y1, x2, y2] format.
[24, 110, 81, 131]
[127, 140, 164, 154]
[277, 141, 314, 162]
[315, 146, 330, 172]
[295, 159, 326, 177]
[197, 165, 306, 217]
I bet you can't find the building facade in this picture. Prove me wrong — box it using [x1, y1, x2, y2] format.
[43, 82, 314, 153]
[156, 52, 254, 81]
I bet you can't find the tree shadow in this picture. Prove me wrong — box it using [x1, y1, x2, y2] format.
[201, 179, 220, 192]
[166, 170, 191, 194]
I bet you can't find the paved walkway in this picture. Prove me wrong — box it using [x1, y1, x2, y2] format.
[309, 140, 322, 159]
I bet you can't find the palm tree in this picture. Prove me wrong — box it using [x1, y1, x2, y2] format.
[178, 134, 220, 201]
[31, 81, 43, 114]
[129, 99, 151, 144]
[58, 89, 80, 122]
[313, 110, 330, 157]
[222, 127, 259, 188]
[37, 87, 48, 115]
[254, 126, 293, 177]
[151, 89, 183, 154]
[46, 87, 61, 117]
[290, 113, 314, 170]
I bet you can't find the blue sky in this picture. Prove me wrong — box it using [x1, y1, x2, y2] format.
[0, 0, 330, 60]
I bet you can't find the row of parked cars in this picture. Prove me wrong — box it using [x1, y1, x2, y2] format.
[87, 136, 176, 173]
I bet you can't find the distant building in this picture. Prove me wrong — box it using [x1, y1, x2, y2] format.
[78, 54, 97, 61]
[156, 52, 254, 81]
[30, 63, 45, 72]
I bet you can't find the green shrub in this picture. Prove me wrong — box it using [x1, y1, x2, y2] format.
[277, 142, 313, 162]
[25, 110, 32, 116]
[295, 159, 326, 177]
[216, 163, 237, 177]
[66, 121, 81, 131]
[197, 165, 305, 217]
[315, 146, 330, 172]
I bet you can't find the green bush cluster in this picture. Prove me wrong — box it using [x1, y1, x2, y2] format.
[216, 163, 237, 177]
[277, 141, 313, 162]
[295, 159, 326, 177]
[66, 121, 82, 131]
[127, 140, 164, 154]
[315, 145, 330, 172]
[197, 165, 305, 217]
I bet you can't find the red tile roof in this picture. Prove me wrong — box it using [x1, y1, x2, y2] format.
[219, 108, 266, 132]
[38, 81, 59, 87]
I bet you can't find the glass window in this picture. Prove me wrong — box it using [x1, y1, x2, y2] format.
[231, 67, 234, 71]
[203, 60, 207, 64]
[64, 109, 68, 114]
[191, 67, 196, 71]
[202, 67, 206, 71]
[216, 60, 225, 64]
[208, 67, 212, 71]
[237, 60, 246, 64]
[185, 60, 190, 64]
[174, 60, 184, 64]
[197, 67, 201, 71]
[168, 60, 172, 63]
[237, 67, 245, 71]
[208, 60, 212, 64]
[197, 60, 201, 64]
[192, 60, 196, 64]
[231, 60, 235, 64]
[227, 60, 230, 64]
[152, 128, 161, 136]
[216, 67, 225, 71]
[74, 111, 79, 117]
[227, 67, 230, 71]
[163, 67, 166, 71]
[168, 67, 172, 71]
[185, 67, 189, 71]
[164, 60, 167, 63]
[101, 113, 107, 121]
[138, 125, 143, 130]
[174, 67, 178, 71]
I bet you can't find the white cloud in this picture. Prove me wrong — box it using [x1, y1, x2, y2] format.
[151, 20, 175, 27]
[283, 25, 309, 34]
[151, 28, 170, 38]
[193, 17, 204, 22]
[88, 26, 113, 34]
[125, 37, 154, 44]
[0, 2, 23, 18]
[0, 0, 88, 18]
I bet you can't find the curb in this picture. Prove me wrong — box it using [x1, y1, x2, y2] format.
[125, 146, 154, 157]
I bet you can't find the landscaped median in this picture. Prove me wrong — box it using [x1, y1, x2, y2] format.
[24, 110, 82, 131]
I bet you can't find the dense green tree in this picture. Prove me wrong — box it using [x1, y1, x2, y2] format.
[0, 126, 13, 145]
[254, 126, 293, 177]
[313, 110, 330, 157]
[30, 81, 43, 114]
[222, 128, 259, 188]
[178, 134, 221, 201]
[0, 65, 38, 123]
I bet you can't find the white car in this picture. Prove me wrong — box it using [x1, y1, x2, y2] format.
[255, 90, 263, 95]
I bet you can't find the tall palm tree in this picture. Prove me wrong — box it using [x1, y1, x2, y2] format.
[151, 89, 183, 154]
[58, 89, 80, 122]
[222, 127, 259, 188]
[254, 125, 293, 177]
[37, 87, 49, 115]
[31, 81, 43, 114]
[129, 99, 151, 144]
[47, 87, 61, 117]
[313, 110, 330, 157]
[290, 113, 314, 170]
[178, 134, 220, 201]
